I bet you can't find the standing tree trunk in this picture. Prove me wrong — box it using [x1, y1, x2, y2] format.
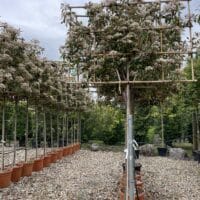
[192, 111, 197, 150]
[73, 117, 75, 145]
[62, 114, 66, 147]
[70, 118, 73, 145]
[57, 114, 59, 148]
[35, 106, 39, 158]
[78, 112, 81, 144]
[43, 108, 47, 155]
[50, 113, 53, 151]
[160, 103, 165, 148]
[66, 116, 69, 146]
[196, 109, 200, 150]
[13, 98, 18, 166]
[25, 99, 29, 162]
[1, 97, 5, 170]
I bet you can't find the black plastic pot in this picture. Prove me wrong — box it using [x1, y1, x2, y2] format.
[193, 151, 200, 163]
[135, 162, 142, 172]
[135, 150, 140, 159]
[157, 147, 167, 156]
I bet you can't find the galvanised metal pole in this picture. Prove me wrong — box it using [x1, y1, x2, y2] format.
[128, 114, 135, 199]
[126, 82, 135, 200]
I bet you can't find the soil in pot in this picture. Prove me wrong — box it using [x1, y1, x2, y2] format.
[33, 157, 44, 172]
[43, 155, 51, 167]
[0, 168, 13, 188]
[22, 161, 33, 177]
[157, 147, 167, 156]
[11, 163, 23, 183]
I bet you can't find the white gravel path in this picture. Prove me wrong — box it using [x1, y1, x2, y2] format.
[140, 156, 200, 200]
[1, 149, 200, 200]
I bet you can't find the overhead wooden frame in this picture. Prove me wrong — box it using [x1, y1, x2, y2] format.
[65, 0, 197, 84]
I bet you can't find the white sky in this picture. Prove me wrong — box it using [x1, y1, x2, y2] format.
[0, 0, 199, 60]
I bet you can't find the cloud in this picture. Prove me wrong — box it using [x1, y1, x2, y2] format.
[0, 0, 67, 60]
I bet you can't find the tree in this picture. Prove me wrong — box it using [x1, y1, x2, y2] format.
[82, 104, 125, 145]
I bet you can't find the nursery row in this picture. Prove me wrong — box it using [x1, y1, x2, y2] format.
[0, 143, 80, 188]
[0, 150, 123, 200]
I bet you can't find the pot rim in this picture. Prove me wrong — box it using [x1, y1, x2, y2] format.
[0, 168, 13, 174]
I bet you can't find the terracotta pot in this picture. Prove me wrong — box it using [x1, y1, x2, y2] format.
[49, 152, 57, 163]
[57, 149, 63, 160]
[0, 168, 12, 188]
[119, 189, 145, 200]
[120, 189, 125, 200]
[120, 174, 126, 188]
[136, 180, 143, 189]
[43, 155, 51, 167]
[68, 146, 73, 155]
[11, 163, 23, 183]
[135, 174, 141, 181]
[33, 157, 44, 172]
[72, 145, 76, 154]
[135, 190, 145, 200]
[22, 161, 33, 177]
[73, 144, 77, 152]
[63, 147, 69, 156]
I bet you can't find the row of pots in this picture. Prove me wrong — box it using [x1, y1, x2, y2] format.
[0, 143, 81, 188]
[119, 163, 144, 200]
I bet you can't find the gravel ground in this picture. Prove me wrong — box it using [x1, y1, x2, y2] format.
[0, 149, 123, 200]
[1, 149, 200, 200]
[140, 156, 200, 200]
